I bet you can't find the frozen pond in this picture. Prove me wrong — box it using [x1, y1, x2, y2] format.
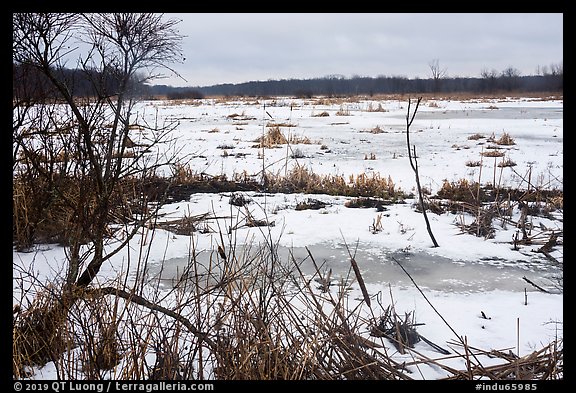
[146, 242, 562, 294]
[388, 106, 563, 120]
[140, 97, 562, 297]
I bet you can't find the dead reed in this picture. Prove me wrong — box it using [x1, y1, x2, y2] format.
[265, 166, 405, 200]
[13, 283, 70, 378]
[253, 126, 313, 148]
[489, 131, 516, 146]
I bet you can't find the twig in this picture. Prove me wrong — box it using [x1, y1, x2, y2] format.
[418, 333, 451, 355]
[86, 286, 216, 349]
[522, 277, 549, 293]
[391, 256, 489, 375]
[340, 232, 371, 308]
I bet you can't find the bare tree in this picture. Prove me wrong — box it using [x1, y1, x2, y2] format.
[480, 67, 499, 93]
[428, 59, 447, 93]
[12, 13, 202, 371]
[405, 97, 439, 247]
[13, 12, 184, 293]
[547, 61, 563, 90]
[548, 61, 563, 76]
[500, 66, 521, 91]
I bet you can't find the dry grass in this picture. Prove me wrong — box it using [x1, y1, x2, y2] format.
[468, 133, 485, 140]
[13, 173, 86, 249]
[312, 111, 330, 117]
[497, 158, 517, 167]
[170, 163, 201, 184]
[295, 198, 329, 211]
[258, 126, 288, 146]
[345, 197, 390, 211]
[13, 172, 140, 251]
[266, 166, 405, 200]
[209, 245, 412, 380]
[481, 150, 505, 158]
[366, 102, 388, 112]
[202, 92, 562, 104]
[159, 98, 203, 106]
[77, 295, 123, 378]
[227, 111, 256, 121]
[488, 132, 516, 146]
[442, 339, 563, 380]
[459, 204, 498, 239]
[266, 122, 297, 128]
[335, 105, 351, 116]
[465, 160, 482, 167]
[313, 96, 360, 106]
[435, 178, 486, 205]
[368, 125, 385, 134]
[155, 213, 211, 235]
[253, 126, 313, 148]
[13, 284, 70, 378]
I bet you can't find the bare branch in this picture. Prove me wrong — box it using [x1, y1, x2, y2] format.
[405, 97, 439, 247]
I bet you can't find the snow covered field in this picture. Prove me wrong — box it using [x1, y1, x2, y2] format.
[13, 95, 563, 380]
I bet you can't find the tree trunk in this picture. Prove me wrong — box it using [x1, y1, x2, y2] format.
[405, 97, 439, 248]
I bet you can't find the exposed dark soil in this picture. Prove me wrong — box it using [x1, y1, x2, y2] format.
[139, 177, 261, 203]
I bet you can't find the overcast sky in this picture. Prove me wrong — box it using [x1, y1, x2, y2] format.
[155, 13, 563, 88]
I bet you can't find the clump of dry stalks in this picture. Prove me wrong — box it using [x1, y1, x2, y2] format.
[265, 165, 405, 200]
[431, 163, 563, 251]
[13, 284, 69, 379]
[441, 338, 563, 380]
[254, 126, 312, 148]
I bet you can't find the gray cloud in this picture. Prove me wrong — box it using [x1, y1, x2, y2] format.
[157, 13, 563, 87]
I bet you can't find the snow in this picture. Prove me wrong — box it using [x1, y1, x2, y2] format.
[13, 95, 563, 380]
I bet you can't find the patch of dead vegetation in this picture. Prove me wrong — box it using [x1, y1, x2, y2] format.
[266, 167, 406, 200]
[468, 133, 485, 140]
[312, 111, 330, 117]
[253, 126, 313, 148]
[365, 102, 388, 112]
[295, 198, 330, 211]
[481, 149, 505, 158]
[488, 131, 515, 146]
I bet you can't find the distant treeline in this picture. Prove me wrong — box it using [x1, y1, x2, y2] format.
[135, 70, 565, 99]
[180, 71, 563, 98]
[13, 63, 150, 102]
[14, 63, 563, 101]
